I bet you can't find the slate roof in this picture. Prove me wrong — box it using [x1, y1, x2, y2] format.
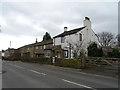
[18, 43, 35, 49]
[34, 39, 53, 46]
[5, 48, 17, 51]
[18, 39, 53, 49]
[53, 26, 86, 38]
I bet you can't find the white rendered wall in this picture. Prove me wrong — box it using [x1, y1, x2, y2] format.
[54, 27, 98, 57]
[54, 17, 99, 58]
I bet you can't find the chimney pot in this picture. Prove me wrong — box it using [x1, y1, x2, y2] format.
[64, 27, 68, 32]
[85, 17, 90, 20]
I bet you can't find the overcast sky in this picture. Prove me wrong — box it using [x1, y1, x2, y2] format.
[0, 0, 118, 50]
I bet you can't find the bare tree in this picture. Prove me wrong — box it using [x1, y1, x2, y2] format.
[67, 40, 84, 59]
[97, 32, 115, 46]
[67, 40, 86, 68]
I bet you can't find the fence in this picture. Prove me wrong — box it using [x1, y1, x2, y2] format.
[85, 57, 120, 71]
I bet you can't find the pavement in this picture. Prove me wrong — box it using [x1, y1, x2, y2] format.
[2, 60, 119, 89]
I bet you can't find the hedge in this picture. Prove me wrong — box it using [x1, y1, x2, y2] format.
[3, 56, 20, 61]
[54, 58, 82, 69]
[3, 56, 84, 69]
[21, 57, 52, 64]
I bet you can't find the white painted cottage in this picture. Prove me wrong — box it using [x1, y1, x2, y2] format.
[53, 17, 98, 58]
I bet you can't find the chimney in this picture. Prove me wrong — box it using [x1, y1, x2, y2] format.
[64, 27, 68, 32]
[84, 17, 91, 28]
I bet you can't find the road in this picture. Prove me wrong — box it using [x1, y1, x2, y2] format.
[2, 60, 119, 89]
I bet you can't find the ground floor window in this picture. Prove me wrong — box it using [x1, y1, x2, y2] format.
[64, 50, 68, 58]
[35, 53, 44, 58]
[56, 52, 61, 58]
[44, 50, 51, 57]
[35, 54, 41, 58]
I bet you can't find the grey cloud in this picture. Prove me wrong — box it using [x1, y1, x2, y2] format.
[1, 2, 118, 38]
[0, 2, 118, 50]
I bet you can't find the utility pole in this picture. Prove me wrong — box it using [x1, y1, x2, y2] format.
[10, 41, 11, 48]
[35, 38, 38, 43]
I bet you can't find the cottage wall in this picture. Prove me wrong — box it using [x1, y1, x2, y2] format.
[53, 17, 98, 58]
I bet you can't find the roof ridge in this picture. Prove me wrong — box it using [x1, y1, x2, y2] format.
[54, 26, 85, 38]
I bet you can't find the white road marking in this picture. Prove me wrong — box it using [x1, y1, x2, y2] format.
[8, 63, 46, 76]
[77, 71, 116, 79]
[62, 79, 97, 90]
[9, 63, 14, 66]
[9, 63, 25, 69]
[30, 70, 46, 76]
[13, 65, 25, 69]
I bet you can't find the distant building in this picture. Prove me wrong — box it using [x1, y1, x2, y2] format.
[53, 17, 98, 58]
[102, 46, 112, 56]
[4, 48, 19, 59]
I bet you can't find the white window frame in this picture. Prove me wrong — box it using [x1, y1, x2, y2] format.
[61, 36, 65, 43]
[64, 50, 68, 58]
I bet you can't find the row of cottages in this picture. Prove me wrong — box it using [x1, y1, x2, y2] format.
[3, 17, 98, 59]
[34, 39, 53, 58]
[53, 17, 98, 58]
[18, 39, 53, 58]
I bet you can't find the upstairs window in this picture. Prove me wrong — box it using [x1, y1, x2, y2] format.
[56, 52, 61, 58]
[44, 45, 46, 49]
[79, 33, 82, 41]
[61, 36, 65, 43]
[27, 48, 30, 51]
[36, 46, 38, 49]
[53, 39, 55, 46]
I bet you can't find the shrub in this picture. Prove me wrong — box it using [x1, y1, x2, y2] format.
[87, 42, 103, 57]
[108, 48, 120, 58]
[3, 55, 20, 61]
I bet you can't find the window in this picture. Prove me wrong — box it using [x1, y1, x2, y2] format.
[79, 33, 82, 41]
[27, 48, 30, 51]
[61, 36, 65, 43]
[56, 52, 61, 58]
[53, 39, 55, 45]
[64, 50, 68, 58]
[45, 50, 51, 57]
[36, 46, 38, 49]
[44, 45, 46, 49]
[41, 46, 43, 49]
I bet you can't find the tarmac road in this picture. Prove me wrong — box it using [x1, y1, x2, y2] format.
[2, 60, 119, 89]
